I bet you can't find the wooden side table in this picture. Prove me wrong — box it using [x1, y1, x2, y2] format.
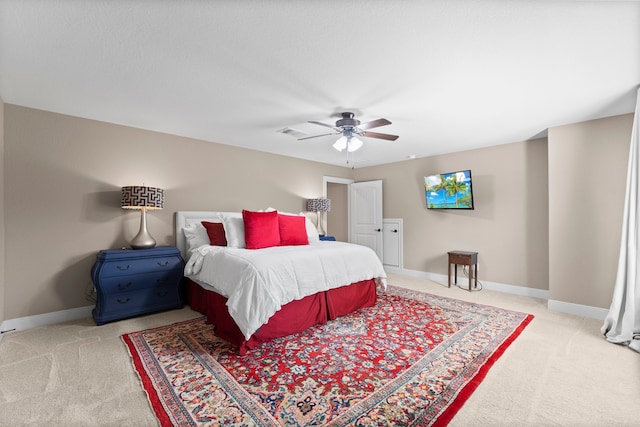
[448, 251, 478, 291]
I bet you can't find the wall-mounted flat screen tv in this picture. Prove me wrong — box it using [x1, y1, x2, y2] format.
[424, 170, 474, 209]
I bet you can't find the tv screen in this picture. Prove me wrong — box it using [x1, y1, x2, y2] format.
[424, 170, 474, 209]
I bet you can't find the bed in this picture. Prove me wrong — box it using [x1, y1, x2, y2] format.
[175, 210, 387, 354]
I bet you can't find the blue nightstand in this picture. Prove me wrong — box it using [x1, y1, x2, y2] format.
[91, 246, 184, 325]
[319, 236, 336, 241]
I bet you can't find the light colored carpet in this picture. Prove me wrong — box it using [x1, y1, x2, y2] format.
[0, 273, 638, 426]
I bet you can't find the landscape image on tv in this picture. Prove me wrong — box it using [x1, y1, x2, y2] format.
[424, 170, 474, 209]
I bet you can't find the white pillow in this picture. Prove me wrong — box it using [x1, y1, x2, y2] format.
[299, 212, 320, 243]
[183, 223, 209, 255]
[220, 212, 246, 248]
[265, 207, 320, 244]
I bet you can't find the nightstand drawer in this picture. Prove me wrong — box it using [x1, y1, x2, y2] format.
[94, 285, 182, 323]
[98, 270, 182, 294]
[98, 256, 182, 278]
[449, 253, 473, 264]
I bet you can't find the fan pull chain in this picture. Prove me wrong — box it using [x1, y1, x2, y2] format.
[346, 144, 356, 169]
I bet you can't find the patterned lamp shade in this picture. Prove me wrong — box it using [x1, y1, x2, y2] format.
[121, 186, 164, 249]
[306, 198, 331, 212]
[121, 186, 164, 210]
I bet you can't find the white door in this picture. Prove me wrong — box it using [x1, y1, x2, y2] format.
[350, 180, 383, 260]
[383, 218, 403, 270]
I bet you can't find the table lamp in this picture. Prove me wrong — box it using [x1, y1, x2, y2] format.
[121, 186, 164, 249]
[306, 197, 331, 236]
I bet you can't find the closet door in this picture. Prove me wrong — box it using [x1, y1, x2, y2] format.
[383, 218, 403, 271]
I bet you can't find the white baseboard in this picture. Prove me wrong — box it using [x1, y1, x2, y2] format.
[548, 299, 609, 321]
[398, 268, 609, 320]
[399, 268, 550, 300]
[383, 265, 403, 275]
[0, 305, 94, 336]
[480, 278, 549, 300]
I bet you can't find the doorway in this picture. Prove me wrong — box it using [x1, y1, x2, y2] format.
[323, 177, 386, 265]
[323, 176, 353, 242]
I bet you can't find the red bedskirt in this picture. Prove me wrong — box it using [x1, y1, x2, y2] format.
[186, 278, 378, 354]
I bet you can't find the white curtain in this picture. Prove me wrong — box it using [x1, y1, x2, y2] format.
[601, 88, 640, 352]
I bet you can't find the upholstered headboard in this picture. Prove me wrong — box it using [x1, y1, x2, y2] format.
[175, 211, 236, 259]
[175, 209, 320, 259]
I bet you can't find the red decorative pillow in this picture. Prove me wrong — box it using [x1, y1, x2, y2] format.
[242, 209, 280, 249]
[278, 214, 309, 246]
[201, 221, 227, 246]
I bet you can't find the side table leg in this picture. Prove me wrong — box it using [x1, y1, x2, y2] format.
[454, 264, 458, 285]
[448, 262, 451, 287]
[474, 263, 478, 288]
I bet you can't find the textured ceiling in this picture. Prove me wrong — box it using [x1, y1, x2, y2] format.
[1, 1, 639, 167]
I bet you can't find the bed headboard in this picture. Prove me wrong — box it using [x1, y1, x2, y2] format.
[175, 211, 237, 259]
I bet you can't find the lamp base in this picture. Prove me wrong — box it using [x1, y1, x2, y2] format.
[316, 212, 326, 236]
[130, 236, 156, 250]
[130, 208, 157, 250]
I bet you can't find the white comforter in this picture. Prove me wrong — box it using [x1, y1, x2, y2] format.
[184, 241, 387, 340]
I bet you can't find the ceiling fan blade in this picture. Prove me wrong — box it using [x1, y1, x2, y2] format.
[358, 118, 392, 130]
[308, 120, 339, 130]
[298, 132, 339, 141]
[362, 131, 399, 141]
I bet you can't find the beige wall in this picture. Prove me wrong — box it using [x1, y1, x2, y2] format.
[4, 105, 352, 319]
[327, 182, 348, 241]
[548, 113, 633, 308]
[354, 139, 550, 291]
[0, 97, 5, 325]
[2, 104, 633, 321]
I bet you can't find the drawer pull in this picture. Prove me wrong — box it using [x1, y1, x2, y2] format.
[117, 282, 132, 290]
[116, 264, 131, 271]
[117, 298, 131, 304]
[157, 261, 170, 267]
[157, 291, 169, 297]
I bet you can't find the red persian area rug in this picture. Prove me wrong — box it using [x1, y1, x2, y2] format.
[122, 286, 533, 426]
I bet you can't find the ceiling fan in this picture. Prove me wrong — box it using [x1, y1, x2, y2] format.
[299, 112, 398, 152]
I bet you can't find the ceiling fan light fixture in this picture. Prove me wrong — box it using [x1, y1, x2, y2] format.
[303, 112, 398, 154]
[333, 136, 348, 152]
[347, 137, 363, 152]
